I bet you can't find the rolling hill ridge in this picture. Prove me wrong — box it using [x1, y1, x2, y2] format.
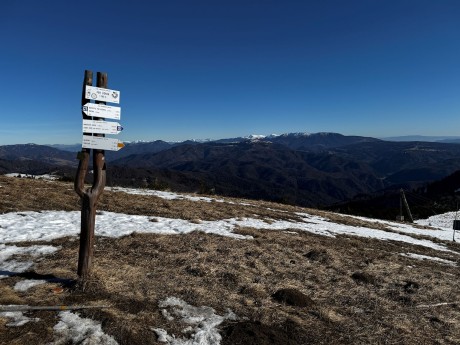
[2, 132, 460, 209]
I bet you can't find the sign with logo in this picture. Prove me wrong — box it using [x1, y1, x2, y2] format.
[85, 86, 120, 104]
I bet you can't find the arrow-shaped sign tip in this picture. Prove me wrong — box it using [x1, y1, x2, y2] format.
[117, 142, 125, 149]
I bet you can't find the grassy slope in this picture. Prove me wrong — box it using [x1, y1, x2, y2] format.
[1, 176, 460, 344]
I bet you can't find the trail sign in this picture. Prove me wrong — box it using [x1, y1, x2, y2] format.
[85, 86, 120, 104]
[82, 103, 121, 120]
[82, 135, 124, 151]
[83, 120, 123, 135]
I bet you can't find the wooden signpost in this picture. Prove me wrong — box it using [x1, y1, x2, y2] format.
[74, 70, 123, 284]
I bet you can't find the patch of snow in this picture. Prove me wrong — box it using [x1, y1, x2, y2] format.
[14, 279, 47, 291]
[0, 212, 81, 243]
[0, 243, 59, 278]
[293, 213, 453, 252]
[152, 297, 237, 345]
[0, 244, 59, 258]
[279, 132, 311, 137]
[4, 173, 59, 181]
[0, 260, 34, 277]
[415, 211, 457, 231]
[109, 186, 257, 206]
[50, 311, 118, 345]
[0, 310, 40, 327]
[0, 211, 458, 253]
[0, 211, 251, 243]
[349, 213, 459, 243]
[400, 253, 457, 266]
[108, 187, 222, 203]
[245, 134, 266, 140]
[153, 328, 173, 343]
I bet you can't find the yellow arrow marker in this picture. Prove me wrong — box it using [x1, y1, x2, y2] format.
[117, 142, 125, 149]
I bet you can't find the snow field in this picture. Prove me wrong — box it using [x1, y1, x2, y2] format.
[1, 181, 460, 344]
[0, 210, 457, 252]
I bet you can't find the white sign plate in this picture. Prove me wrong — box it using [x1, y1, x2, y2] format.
[82, 103, 121, 120]
[85, 86, 120, 104]
[82, 135, 124, 151]
[83, 120, 123, 135]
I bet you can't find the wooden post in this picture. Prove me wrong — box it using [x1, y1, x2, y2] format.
[400, 189, 414, 223]
[74, 70, 108, 283]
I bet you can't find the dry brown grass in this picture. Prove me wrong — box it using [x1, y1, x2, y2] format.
[0, 176, 306, 222]
[1, 175, 460, 344]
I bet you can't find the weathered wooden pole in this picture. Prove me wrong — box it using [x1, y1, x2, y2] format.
[400, 189, 414, 223]
[74, 70, 108, 283]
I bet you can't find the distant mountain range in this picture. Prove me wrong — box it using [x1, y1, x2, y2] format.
[2, 132, 460, 208]
[382, 135, 460, 143]
[50, 133, 460, 151]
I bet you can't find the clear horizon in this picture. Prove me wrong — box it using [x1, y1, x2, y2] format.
[1, 1, 459, 145]
[3, 132, 460, 147]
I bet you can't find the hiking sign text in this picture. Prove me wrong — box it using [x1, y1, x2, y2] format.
[85, 86, 120, 104]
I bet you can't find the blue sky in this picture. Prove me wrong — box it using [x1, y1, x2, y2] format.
[1, 0, 459, 145]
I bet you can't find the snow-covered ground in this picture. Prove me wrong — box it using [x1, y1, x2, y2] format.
[0, 243, 59, 278]
[153, 297, 238, 345]
[0, 210, 457, 251]
[400, 253, 457, 266]
[415, 211, 459, 231]
[348, 213, 459, 243]
[4, 173, 59, 181]
[109, 186, 224, 203]
[50, 311, 119, 345]
[1, 176, 460, 344]
[0, 310, 40, 327]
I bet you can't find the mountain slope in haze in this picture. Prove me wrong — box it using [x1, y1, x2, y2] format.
[332, 141, 460, 185]
[0, 158, 59, 176]
[0, 144, 77, 167]
[329, 167, 460, 221]
[49, 144, 82, 152]
[109, 132, 381, 158]
[265, 132, 381, 151]
[113, 141, 384, 206]
[383, 135, 460, 142]
[105, 140, 173, 161]
[112, 135, 460, 207]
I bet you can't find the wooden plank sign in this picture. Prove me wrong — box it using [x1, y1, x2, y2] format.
[82, 103, 121, 120]
[82, 135, 124, 151]
[85, 85, 120, 104]
[83, 120, 123, 135]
